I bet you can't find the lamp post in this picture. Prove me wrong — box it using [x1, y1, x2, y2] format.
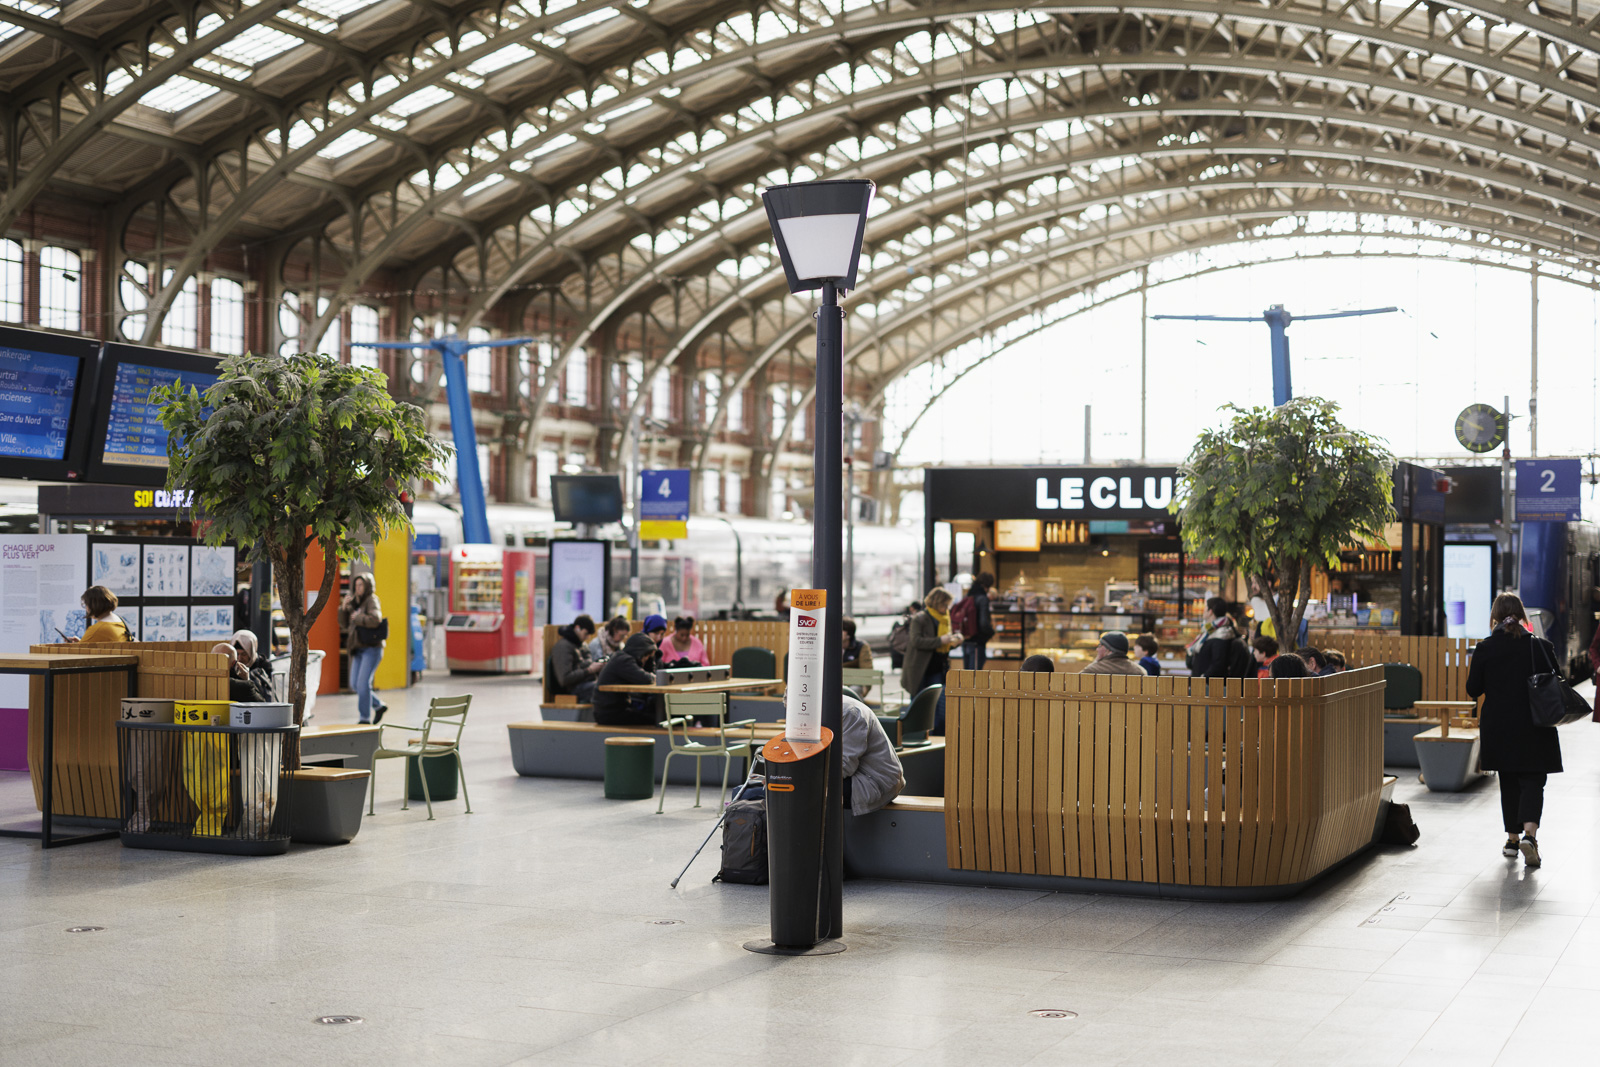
[760, 178, 874, 947]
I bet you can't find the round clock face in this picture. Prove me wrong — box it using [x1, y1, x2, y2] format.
[1455, 403, 1506, 453]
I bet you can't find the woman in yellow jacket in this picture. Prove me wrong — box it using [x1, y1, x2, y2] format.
[73, 585, 132, 642]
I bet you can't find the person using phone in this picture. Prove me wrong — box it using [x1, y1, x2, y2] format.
[71, 586, 132, 643]
[901, 587, 963, 735]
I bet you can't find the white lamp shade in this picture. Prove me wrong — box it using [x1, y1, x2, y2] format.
[776, 214, 864, 281]
[762, 179, 875, 293]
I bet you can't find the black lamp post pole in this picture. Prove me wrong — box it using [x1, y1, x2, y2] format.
[814, 279, 845, 939]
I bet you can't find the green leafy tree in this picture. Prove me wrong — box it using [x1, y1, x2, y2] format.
[1173, 398, 1395, 643]
[157, 353, 449, 737]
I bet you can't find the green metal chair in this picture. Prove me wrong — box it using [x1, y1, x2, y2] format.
[367, 694, 473, 820]
[730, 646, 776, 679]
[876, 684, 941, 748]
[656, 691, 757, 813]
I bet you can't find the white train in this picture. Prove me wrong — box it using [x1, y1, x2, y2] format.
[409, 501, 924, 623]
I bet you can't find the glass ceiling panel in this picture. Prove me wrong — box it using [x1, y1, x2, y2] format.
[0, 0, 57, 46]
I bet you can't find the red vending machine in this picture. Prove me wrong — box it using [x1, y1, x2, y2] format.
[445, 545, 535, 672]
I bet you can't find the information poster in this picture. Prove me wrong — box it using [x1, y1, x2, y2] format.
[190, 605, 234, 642]
[92, 542, 142, 597]
[143, 544, 190, 597]
[1444, 544, 1494, 640]
[142, 605, 189, 641]
[785, 589, 826, 743]
[513, 569, 530, 637]
[190, 546, 235, 597]
[0, 535, 88, 713]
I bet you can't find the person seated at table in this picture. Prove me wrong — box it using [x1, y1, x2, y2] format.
[1020, 654, 1056, 673]
[661, 616, 709, 668]
[1080, 632, 1146, 675]
[1323, 649, 1347, 673]
[841, 693, 904, 814]
[550, 614, 603, 703]
[588, 615, 630, 661]
[211, 643, 258, 703]
[72, 585, 132, 642]
[231, 630, 276, 703]
[1298, 647, 1333, 676]
[842, 617, 873, 699]
[1269, 652, 1309, 679]
[593, 632, 664, 725]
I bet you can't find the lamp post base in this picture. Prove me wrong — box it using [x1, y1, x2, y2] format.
[743, 938, 847, 957]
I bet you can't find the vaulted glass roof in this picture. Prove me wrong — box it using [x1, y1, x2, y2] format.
[4, 0, 1600, 460]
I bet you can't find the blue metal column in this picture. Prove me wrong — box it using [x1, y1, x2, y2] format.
[1265, 305, 1293, 405]
[438, 340, 491, 545]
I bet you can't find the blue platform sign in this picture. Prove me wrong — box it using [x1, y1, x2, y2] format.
[1515, 459, 1582, 521]
[640, 469, 690, 538]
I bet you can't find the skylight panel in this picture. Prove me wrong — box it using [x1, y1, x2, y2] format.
[139, 75, 221, 113]
[212, 23, 302, 66]
[469, 42, 536, 76]
[553, 8, 615, 36]
[319, 129, 377, 158]
[0, 0, 58, 47]
[386, 84, 454, 118]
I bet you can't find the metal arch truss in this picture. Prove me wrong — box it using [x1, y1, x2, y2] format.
[8, 0, 1600, 460]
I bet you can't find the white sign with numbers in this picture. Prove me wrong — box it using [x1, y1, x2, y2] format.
[784, 589, 826, 743]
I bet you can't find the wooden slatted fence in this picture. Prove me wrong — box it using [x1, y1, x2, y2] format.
[1306, 632, 1474, 703]
[26, 642, 230, 818]
[942, 666, 1384, 889]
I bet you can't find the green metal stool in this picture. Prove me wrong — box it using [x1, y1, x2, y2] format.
[407, 749, 460, 801]
[604, 737, 656, 800]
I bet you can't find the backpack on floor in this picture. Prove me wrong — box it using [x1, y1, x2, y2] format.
[714, 799, 768, 885]
[1380, 802, 1421, 846]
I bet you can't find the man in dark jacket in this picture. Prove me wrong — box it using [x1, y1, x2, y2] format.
[961, 573, 996, 670]
[594, 632, 662, 725]
[550, 614, 601, 703]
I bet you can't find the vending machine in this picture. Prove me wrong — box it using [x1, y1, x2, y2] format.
[444, 545, 535, 673]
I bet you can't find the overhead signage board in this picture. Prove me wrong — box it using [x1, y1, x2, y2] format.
[640, 468, 690, 540]
[1514, 459, 1582, 522]
[925, 466, 1179, 522]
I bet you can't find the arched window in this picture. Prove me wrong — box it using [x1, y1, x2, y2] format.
[160, 269, 198, 349]
[349, 305, 380, 367]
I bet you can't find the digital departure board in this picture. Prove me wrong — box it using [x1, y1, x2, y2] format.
[99, 361, 219, 468]
[0, 345, 81, 461]
[0, 326, 101, 482]
[86, 344, 221, 486]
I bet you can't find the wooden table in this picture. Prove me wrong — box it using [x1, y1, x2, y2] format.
[597, 677, 783, 695]
[0, 653, 139, 849]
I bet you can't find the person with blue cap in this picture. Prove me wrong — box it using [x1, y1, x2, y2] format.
[593, 615, 670, 725]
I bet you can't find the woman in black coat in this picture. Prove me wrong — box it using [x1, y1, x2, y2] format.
[1465, 593, 1562, 868]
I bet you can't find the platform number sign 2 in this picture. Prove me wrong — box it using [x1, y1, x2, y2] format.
[1514, 459, 1582, 522]
[785, 589, 826, 743]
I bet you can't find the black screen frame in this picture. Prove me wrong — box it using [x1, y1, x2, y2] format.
[550, 473, 624, 524]
[85, 343, 222, 487]
[0, 325, 102, 481]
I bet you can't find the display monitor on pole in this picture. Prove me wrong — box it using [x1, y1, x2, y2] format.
[84, 344, 221, 487]
[0, 325, 102, 482]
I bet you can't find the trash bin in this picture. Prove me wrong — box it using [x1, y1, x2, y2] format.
[117, 720, 298, 856]
[603, 737, 656, 799]
[407, 744, 460, 801]
[761, 729, 834, 949]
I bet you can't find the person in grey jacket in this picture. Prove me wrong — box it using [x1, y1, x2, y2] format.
[841, 694, 904, 815]
[1080, 632, 1148, 676]
[550, 614, 601, 702]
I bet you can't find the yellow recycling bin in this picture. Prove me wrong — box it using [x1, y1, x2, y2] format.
[176, 702, 231, 837]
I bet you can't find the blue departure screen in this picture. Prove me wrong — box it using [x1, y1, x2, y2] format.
[101, 361, 220, 468]
[0, 346, 81, 461]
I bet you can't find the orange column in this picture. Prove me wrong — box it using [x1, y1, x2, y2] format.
[303, 539, 342, 694]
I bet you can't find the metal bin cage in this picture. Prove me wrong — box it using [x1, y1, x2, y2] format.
[116, 721, 300, 856]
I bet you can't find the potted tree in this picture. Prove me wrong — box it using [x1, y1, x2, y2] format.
[1173, 397, 1395, 645]
[157, 352, 447, 843]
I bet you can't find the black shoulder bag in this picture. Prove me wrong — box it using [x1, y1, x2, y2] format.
[1527, 636, 1590, 727]
[356, 617, 389, 647]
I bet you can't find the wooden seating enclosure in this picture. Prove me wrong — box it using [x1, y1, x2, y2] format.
[26, 642, 230, 819]
[942, 666, 1386, 891]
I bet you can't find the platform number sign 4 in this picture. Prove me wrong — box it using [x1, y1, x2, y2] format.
[1514, 459, 1582, 522]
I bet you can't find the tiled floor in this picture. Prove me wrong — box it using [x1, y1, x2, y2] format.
[3, 672, 1599, 1065]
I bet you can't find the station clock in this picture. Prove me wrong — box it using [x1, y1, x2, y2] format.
[1454, 403, 1507, 453]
